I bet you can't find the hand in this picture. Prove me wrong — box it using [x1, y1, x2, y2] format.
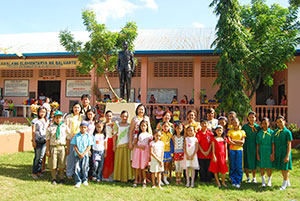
[284, 156, 289, 163]
[129, 143, 133, 150]
[270, 154, 275, 162]
[32, 141, 36, 148]
[213, 156, 217, 163]
[104, 152, 107, 158]
[46, 150, 50, 157]
[141, 145, 145, 150]
[203, 151, 208, 157]
[160, 161, 164, 167]
[88, 151, 92, 157]
[225, 157, 228, 162]
[78, 153, 84, 159]
[66, 148, 69, 155]
[113, 146, 116, 153]
[257, 154, 260, 161]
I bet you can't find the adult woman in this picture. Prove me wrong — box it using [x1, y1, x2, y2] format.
[156, 111, 174, 134]
[65, 103, 85, 178]
[183, 110, 201, 136]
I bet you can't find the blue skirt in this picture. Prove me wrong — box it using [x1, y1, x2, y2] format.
[163, 151, 172, 162]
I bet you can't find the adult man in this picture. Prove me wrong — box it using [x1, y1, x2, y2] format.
[80, 94, 98, 119]
[266, 94, 275, 121]
[117, 41, 135, 101]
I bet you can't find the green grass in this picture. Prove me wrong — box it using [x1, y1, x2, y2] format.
[0, 150, 299, 201]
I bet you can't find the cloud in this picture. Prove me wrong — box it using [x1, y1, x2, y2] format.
[87, 0, 158, 23]
[193, 22, 205, 28]
[140, 0, 158, 10]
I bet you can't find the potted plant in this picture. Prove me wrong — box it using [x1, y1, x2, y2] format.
[287, 123, 300, 148]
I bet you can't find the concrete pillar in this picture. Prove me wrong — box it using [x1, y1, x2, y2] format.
[193, 56, 201, 111]
[141, 57, 148, 104]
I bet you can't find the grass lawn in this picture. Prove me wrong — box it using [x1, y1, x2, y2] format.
[0, 149, 299, 201]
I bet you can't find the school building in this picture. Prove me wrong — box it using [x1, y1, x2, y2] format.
[0, 28, 299, 125]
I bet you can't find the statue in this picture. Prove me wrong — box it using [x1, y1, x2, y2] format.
[117, 41, 135, 101]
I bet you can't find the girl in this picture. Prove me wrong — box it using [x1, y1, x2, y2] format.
[86, 108, 96, 178]
[132, 120, 153, 187]
[65, 102, 84, 178]
[160, 121, 174, 185]
[227, 117, 246, 188]
[256, 117, 274, 187]
[156, 111, 174, 134]
[154, 106, 164, 125]
[30, 99, 40, 118]
[150, 130, 164, 190]
[183, 126, 199, 188]
[113, 110, 133, 183]
[218, 116, 228, 136]
[274, 116, 292, 190]
[92, 121, 107, 182]
[102, 110, 115, 181]
[173, 122, 184, 185]
[184, 110, 201, 136]
[209, 125, 228, 188]
[31, 106, 49, 179]
[242, 111, 261, 183]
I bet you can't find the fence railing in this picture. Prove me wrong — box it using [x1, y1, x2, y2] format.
[255, 105, 288, 122]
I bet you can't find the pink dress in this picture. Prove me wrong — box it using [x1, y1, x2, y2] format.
[183, 137, 199, 170]
[132, 132, 153, 169]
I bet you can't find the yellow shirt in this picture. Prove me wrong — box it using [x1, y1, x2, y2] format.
[161, 131, 173, 152]
[173, 111, 180, 121]
[227, 129, 246, 150]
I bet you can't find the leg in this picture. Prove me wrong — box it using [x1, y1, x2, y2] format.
[74, 157, 82, 185]
[97, 153, 105, 181]
[191, 168, 195, 187]
[152, 173, 156, 187]
[66, 145, 75, 177]
[163, 161, 170, 184]
[168, 161, 172, 181]
[157, 172, 163, 189]
[50, 169, 57, 181]
[245, 168, 250, 180]
[81, 156, 89, 183]
[221, 174, 227, 187]
[92, 160, 99, 180]
[125, 71, 132, 101]
[58, 168, 64, 180]
[236, 150, 243, 186]
[260, 168, 266, 187]
[142, 169, 146, 187]
[266, 168, 272, 187]
[229, 150, 237, 185]
[260, 168, 265, 176]
[185, 167, 190, 187]
[119, 70, 125, 99]
[280, 170, 289, 190]
[214, 173, 221, 187]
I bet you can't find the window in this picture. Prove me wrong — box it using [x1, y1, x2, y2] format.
[154, 61, 193, 77]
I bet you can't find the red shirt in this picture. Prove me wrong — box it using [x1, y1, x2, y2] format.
[196, 129, 214, 159]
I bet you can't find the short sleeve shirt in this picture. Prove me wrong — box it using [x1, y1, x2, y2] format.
[227, 129, 246, 150]
[150, 140, 164, 158]
[46, 124, 68, 146]
[71, 132, 94, 157]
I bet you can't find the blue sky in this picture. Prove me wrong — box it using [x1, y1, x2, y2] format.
[0, 0, 291, 34]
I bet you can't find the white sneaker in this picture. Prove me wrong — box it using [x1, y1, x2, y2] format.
[75, 183, 81, 188]
[246, 177, 251, 183]
[287, 180, 291, 187]
[232, 184, 236, 187]
[160, 181, 164, 186]
[280, 181, 287, 190]
[186, 183, 190, 187]
[252, 178, 257, 183]
[163, 176, 169, 185]
[262, 183, 266, 187]
[236, 184, 241, 188]
[92, 177, 97, 181]
[267, 180, 272, 187]
[83, 181, 89, 186]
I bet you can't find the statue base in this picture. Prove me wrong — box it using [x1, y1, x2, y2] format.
[105, 102, 140, 122]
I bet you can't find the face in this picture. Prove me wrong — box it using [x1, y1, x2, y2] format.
[228, 113, 236, 122]
[219, 119, 227, 128]
[39, 109, 47, 118]
[105, 112, 113, 122]
[261, 120, 269, 130]
[137, 106, 145, 116]
[82, 97, 90, 107]
[163, 113, 171, 122]
[80, 125, 88, 133]
[162, 123, 170, 133]
[215, 127, 223, 136]
[232, 119, 240, 129]
[54, 115, 63, 124]
[201, 121, 208, 130]
[248, 114, 256, 124]
[187, 127, 195, 137]
[276, 118, 285, 129]
[188, 112, 195, 121]
[154, 131, 161, 141]
[121, 112, 128, 123]
[140, 122, 148, 132]
[87, 111, 95, 121]
[96, 123, 104, 133]
[73, 104, 81, 114]
[207, 112, 214, 120]
[176, 124, 183, 134]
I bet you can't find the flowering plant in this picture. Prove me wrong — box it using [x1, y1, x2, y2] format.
[50, 101, 60, 109]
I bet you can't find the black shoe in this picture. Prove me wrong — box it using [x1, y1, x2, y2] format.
[51, 179, 57, 185]
[59, 179, 65, 184]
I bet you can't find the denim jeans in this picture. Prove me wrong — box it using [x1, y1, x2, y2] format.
[32, 142, 46, 174]
[92, 150, 105, 180]
[66, 144, 76, 177]
[74, 155, 89, 184]
[229, 149, 243, 185]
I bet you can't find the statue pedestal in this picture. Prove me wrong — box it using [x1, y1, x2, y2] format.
[105, 102, 140, 122]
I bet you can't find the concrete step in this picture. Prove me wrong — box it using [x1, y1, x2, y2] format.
[0, 117, 29, 124]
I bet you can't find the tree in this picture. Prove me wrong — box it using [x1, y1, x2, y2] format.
[59, 10, 138, 99]
[210, 0, 252, 118]
[289, 0, 300, 7]
[210, 0, 300, 118]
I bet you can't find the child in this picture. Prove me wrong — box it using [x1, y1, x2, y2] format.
[113, 110, 133, 182]
[256, 117, 274, 187]
[71, 121, 94, 188]
[173, 122, 184, 185]
[196, 119, 214, 182]
[150, 130, 164, 190]
[30, 99, 40, 118]
[218, 116, 229, 136]
[85, 108, 96, 178]
[227, 117, 246, 188]
[132, 120, 153, 187]
[46, 110, 68, 185]
[209, 125, 228, 188]
[160, 121, 174, 185]
[227, 111, 237, 129]
[173, 106, 181, 125]
[242, 111, 261, 183]
[274, 116, 293, 190]
[102, 110, 115, 181]
[183, 126, 199, 188]
[31, 106, 49, 179]
[92, 121, 107, 182]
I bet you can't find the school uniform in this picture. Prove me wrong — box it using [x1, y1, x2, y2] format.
[256, 128, 274, 169]
[274, 127, 293, 170]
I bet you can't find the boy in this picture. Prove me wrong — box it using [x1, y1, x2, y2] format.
[196, 119, 214, 182]
[71, 121, 94, 188]
[46, 110, 68, 185]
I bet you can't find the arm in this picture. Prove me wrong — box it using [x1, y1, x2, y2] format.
[256, 144, 260, 161]
[150, 146, 161, 163]
[148, 119, 153, 135]
[82, 146, 91, 158]
[128, 119, 136, 150]
[74, 145, 82, 159]
[183, 139, 189, 160]
[130, 53, 135, 74]
[270, 143, 275, 162]
[211, 141, 217, 162]
[113, 134, 117, 152]
[284, 141, 291, 163]
[191, 141, 198, 160]
[225, 142, 228, 162]
[133, 137, 145, 150]
[31, 124, 36, 148]
[104, 140, 108, 158]
[46, 140, 50, 157]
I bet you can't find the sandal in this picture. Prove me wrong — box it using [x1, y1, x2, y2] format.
[133, 181, 138, 187]
[142, 181, 147, 188]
